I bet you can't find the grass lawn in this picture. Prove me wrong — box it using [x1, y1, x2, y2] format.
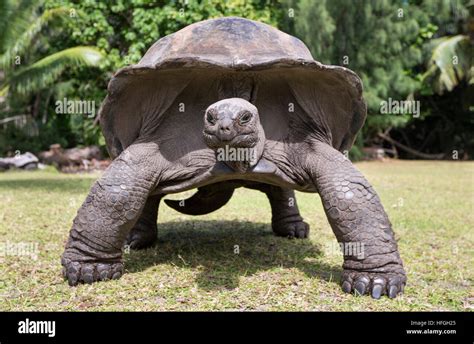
[0, 160, 472, 311]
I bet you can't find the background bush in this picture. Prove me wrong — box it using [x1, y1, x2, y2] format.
[0, 0, 472, 160]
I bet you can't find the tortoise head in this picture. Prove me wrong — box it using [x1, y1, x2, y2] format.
[203, 98, 265, 172]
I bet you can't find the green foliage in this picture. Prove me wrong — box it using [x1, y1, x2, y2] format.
[0, 7, 70, 68]
[4, 47, 103, 96]
[289, 0, 472, 157]
[422, 35, 472, 95]
[0, 0, 105, 155]
[0, 1, 104, 96]
[293, 0, 334, 63]
[0, 115, 70, 154]
[1, 0, 472, 159]
[0, 0, 38, 53]
[0, 0, 280, 156]
[293, 0, 423, 115]
[44, 0, 281, 69]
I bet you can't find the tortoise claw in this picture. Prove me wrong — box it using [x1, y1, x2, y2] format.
[341, 269, 406, 299]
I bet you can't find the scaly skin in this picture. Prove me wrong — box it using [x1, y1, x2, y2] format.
[61, 143, 161, 286]
[62, 98, 405, 299]
[126, 194, 162, 249]
[201, 99, 309, 237]
[306, 141, 406, 298]
[245, 183, 309, 238]
[267, 188, 309, 239]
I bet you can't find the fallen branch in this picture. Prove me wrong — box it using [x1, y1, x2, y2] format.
[377, 133, 445, 160]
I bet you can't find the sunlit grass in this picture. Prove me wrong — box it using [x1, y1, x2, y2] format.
[0, 161, 472, 311]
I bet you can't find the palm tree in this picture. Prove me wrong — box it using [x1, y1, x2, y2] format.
[0, 0, 103, 97]
[422, 34, 472, 95]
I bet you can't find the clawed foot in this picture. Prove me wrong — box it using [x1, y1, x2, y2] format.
[273, 220, 310, 239]
[341, 268, 406, 299]
[61, 257, 123, 286]
[125, 222, 157, 249]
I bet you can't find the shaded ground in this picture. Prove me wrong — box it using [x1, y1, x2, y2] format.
[0, 161, 472, 311]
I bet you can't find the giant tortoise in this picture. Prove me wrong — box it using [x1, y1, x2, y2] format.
[62, 17, 406, 299]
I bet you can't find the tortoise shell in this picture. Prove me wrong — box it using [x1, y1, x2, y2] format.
[99, 17, 366, 159]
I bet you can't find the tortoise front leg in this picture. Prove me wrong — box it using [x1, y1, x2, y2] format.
[304, 141, 406, 299]
[61, 143, 162, 285]
[126, 194, 163, 249]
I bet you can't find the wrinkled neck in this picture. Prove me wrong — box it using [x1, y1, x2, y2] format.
[217, 74, 258, 103]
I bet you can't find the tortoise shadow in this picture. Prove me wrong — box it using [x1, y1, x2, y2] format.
[125, 220, 341, 291]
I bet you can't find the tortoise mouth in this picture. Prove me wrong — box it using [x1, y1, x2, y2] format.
[203, 131, 262, 172]
[203, 131, 258, 149]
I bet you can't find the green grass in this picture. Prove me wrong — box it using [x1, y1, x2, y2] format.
[0, 161, 473, 311]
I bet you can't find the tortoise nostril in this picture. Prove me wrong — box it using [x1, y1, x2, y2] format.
[219, 125, 230, 132]
[217, 125, 234, 141]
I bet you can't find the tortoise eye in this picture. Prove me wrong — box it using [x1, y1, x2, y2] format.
[239, 112, 252, 124]
[206, 112, 216, 125]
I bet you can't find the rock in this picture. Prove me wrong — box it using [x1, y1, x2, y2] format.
[39, 144, 106, 172]
[0, 152, 39, 170]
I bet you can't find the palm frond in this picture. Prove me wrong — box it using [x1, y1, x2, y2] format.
[5, 47, 103, 96]
[0, 85, 9, 98]
[422, 35, 472, 95]
[0, 0, 11, 44]
[0, 7, 70, 68]
[0, 0, 39, 53]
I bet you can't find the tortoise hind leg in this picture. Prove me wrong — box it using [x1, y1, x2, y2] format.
[246, 183, 309, 239]
[126, 194, 162, 249]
